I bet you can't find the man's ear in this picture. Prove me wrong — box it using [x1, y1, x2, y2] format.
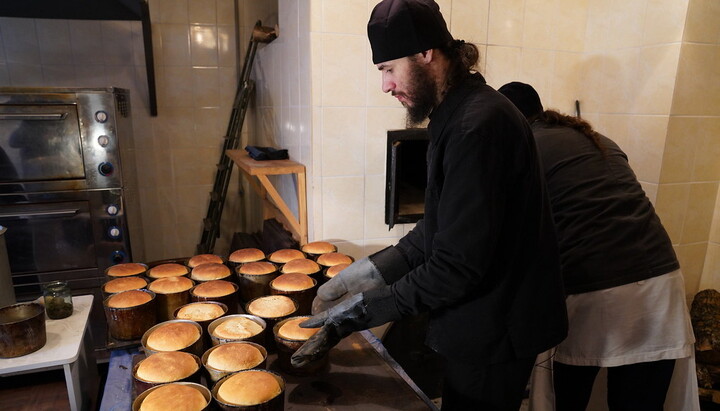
[420, 49, 434, 64]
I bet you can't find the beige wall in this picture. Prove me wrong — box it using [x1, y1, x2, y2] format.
[4, 0, 719, 289]
[0, 0, 240, 261]
[247, 0, 720, 297]
[683, 0, 720, 293]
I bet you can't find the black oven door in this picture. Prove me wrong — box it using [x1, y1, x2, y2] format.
[0, 200, 96, 276]
[0, 104, 85, 184]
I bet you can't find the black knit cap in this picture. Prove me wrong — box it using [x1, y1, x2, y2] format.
[498, 82, 544, 119]
[368, 0, 453, 64]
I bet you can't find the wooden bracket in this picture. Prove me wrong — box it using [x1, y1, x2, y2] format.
[226, 150, 308, 245]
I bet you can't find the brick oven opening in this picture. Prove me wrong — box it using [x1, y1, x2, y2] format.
[385, 128, 429, 229]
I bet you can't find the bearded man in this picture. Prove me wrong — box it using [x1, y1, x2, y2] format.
[291, 1, 568, 409]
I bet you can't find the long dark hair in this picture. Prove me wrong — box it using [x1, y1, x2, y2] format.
[536, 110, 605, 152]
[439, 39, 480, 88]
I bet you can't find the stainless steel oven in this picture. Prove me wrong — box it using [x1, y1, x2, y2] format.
[0, 87, 143, 352]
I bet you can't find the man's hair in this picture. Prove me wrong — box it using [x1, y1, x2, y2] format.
[537, 110, 605, 152]
[438, 39, 480, 87]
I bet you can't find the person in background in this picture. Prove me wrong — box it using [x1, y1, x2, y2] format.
[290, 1, 568, 410]
[498, 82, 698, 411]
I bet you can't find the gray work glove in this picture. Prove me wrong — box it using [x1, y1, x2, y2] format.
[291, 286, 401, 368]
[312, 257, 386, 314]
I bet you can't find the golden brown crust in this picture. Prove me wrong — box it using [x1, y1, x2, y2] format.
[206, 343, 264, 371]
[107, 290, 152, 308]
[228, 248, 265, 263]
[148, 263, 189, 279]
[106, 262, 147, 277]
[135, 351, 199, 382]
[148, 276, 194, 294]
[268, 249, 305, 264]
[176, 303, 225, 321]
[190, 263, 231, 281]
[246, 296, 296, 318]
[301, 241, 336, 255]
[281, 258, 320, 274]
[187, 254, 224, 268]
[213, 317, 264, 339]
[217, 371, 281, 406]
[104, 276, 147, 294]
[192, 280, 235, 298]
[146, 322, 200, 351]
[271, 273, 315, 292]
[325, 263, 350, 278]
[277, 317, 320, 341]
[139, 384, 207, 411]
[317, 252, 353, 267]
[238, 261, 277, 275]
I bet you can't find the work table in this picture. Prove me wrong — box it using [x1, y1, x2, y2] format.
[100, 330, 437, 410]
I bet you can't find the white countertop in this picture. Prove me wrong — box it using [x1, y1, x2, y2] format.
[0, 294, 94, 374]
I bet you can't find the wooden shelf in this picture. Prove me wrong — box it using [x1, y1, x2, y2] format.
[226, 149, 308, 245]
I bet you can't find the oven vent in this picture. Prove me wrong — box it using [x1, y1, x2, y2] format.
[115, 93, 130, 118]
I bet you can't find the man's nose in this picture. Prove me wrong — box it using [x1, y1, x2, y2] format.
[382, 74, 395, 94]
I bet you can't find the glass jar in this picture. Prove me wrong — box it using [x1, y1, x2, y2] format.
[43, 280, 73, 319]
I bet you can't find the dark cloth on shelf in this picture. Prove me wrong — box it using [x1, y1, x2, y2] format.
[245, 145, 289, 161]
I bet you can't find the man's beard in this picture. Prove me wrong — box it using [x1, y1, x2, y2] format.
[401, 59, 438, 127]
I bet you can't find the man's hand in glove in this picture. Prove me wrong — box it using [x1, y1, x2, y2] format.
[312, 257, 387, 314]
[291, 286, 401, 368]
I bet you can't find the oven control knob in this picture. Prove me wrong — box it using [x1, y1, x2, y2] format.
[106, 204, 119, 216]
[97, 135, 110, 147]
[95, 111, 108, 123]
[108, 226, 121, 239]
[98, 162, 114, 176]
[111, 250, 127, 264]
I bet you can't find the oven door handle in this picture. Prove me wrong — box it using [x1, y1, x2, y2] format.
[0, 113, 69, 121]
[0, 209, 80, 219]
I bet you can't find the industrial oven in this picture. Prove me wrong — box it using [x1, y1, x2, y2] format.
[0, 87, 143, 351]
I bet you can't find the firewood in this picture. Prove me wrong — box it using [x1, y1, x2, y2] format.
[691, 289, 720, 353]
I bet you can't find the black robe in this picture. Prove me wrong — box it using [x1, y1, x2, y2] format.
[370, 73, 568, 365]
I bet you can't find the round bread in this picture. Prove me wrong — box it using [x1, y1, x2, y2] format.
[192, 280, 235, 298]
[107, 289, 152, 308]
[326, 263, 350, 279]
[148, 276, 194, 294]
[213, 317, 264, 339]
[317, 252, 353, 267]
[104, 276, 147, 294]
[148, 263, 189, 279]
[247, 295, 296, 318]
[238, 261, 276, 275]
[146, 322, 200, 351]
[190, 263, 231, 281]
[187, 254, 223, 268]
[281, 258, 320, 274]
[206, 343, 264, 371]
[176, 303, 225, 322]
[228, 248, 265, 263]
[277, 317, 320, 341]
[301, 241, 336, 255]
[136, 351, 199, 382]
[268, 249, 305, 264]
[271, 273, 315, 292]
[217, 371, 281, 406]
[139, 383, 207, 411]
[107, 262, 147, 277]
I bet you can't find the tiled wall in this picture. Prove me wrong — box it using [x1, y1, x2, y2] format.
[248, 0, 720, 296]
[0, 0, 241, 262]
[682, 0, 720, 293]
[3, 0, 718, 292]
